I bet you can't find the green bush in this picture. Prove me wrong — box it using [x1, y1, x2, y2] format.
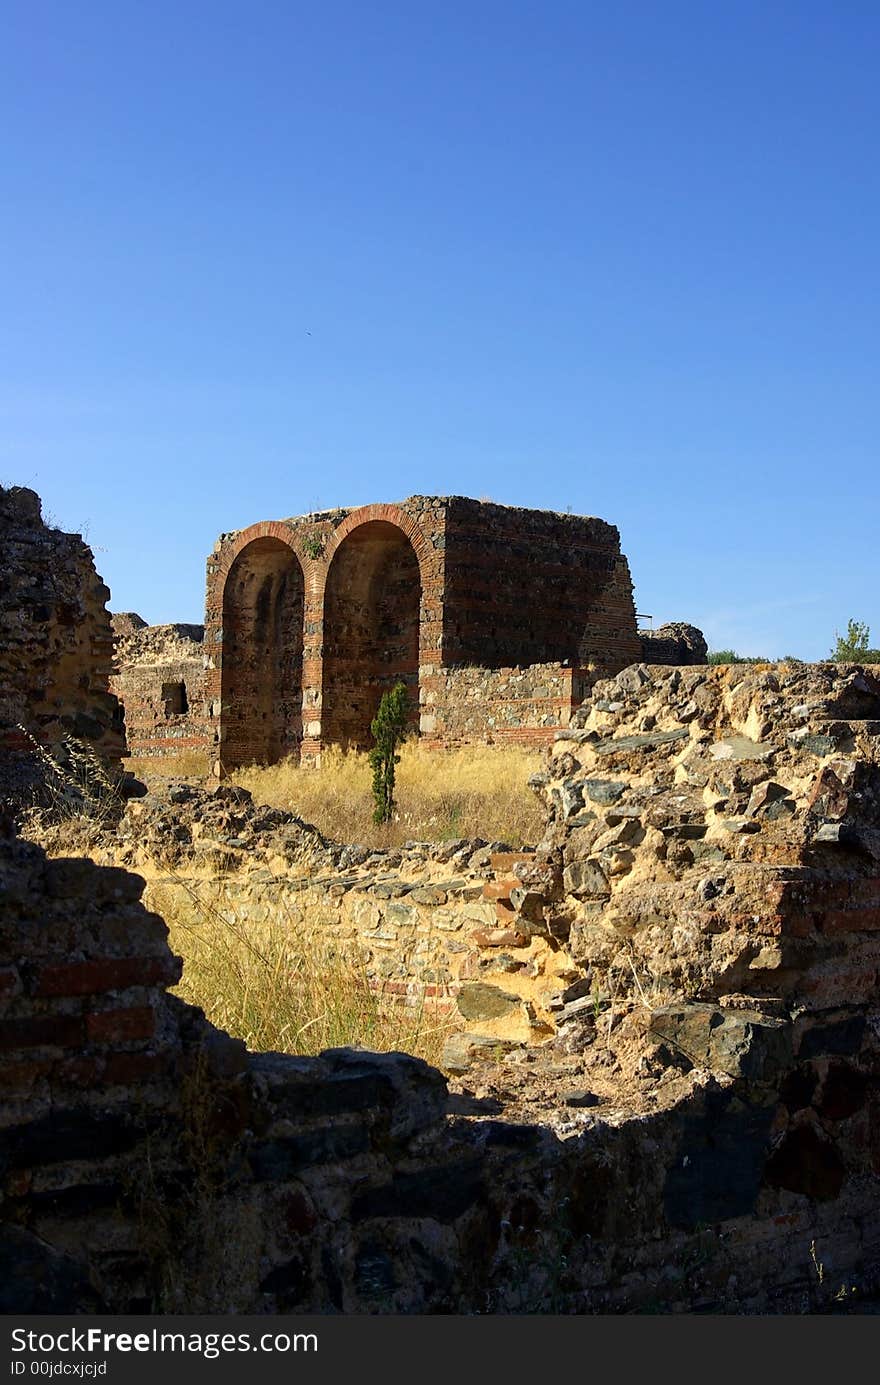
[368, 682, 410, 824]
[707, 649, 769, 665]
[830, 619, 880, 663]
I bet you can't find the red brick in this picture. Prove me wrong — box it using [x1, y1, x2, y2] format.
[86, 1006, 155, 1043]
[850, 879, 880, 906]
[104, 1051, 169, 1083]
[56, 1055, 106, 1087]
[482, 880, 516, 901]
[0, 1059, 52, 1092]
[0, 1015, 84, 1051]
[489, 852, 535, 872]
[820, 908, 880, 935]
[33, 955, 181, 998]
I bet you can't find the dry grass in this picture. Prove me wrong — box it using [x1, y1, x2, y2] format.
[151, 879, 454, 1066]
[18, 729, 128, 853]
[232, 742, 545, 847]
[126, 751, 211, 781]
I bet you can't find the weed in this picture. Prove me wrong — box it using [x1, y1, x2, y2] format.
[301, 531, 325, 560]
[18, 726, 126, 851]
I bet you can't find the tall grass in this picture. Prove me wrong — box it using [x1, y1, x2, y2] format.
[125, 751, 211, 780]
[151, 879, 454, 1065]
[18, 728, 127, 853]
[232, 742, 544, 847]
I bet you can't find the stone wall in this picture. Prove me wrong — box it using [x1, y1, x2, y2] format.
[5, 662, 880, 1313]
[203, 496, 643, 769]
[98, 783, 573, 1040]
[4, 800, 880, 1313]
[640, 620, 708, 666]
[0, 486, 123, 803]
[420, 664, 590, 748]
[110, 618, 209, 759]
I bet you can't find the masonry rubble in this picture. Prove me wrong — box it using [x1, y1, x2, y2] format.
[4, 659, 880, 1312]
[639, 620, 708, 666]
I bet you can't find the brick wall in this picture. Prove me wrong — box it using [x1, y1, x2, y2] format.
[110, 620, 210, 758]
[440, 497, 642, 672]
[421, 662, 590, 749]
[204, 496, 641, 770]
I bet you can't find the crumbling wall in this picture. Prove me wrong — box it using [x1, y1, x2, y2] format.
[5, 663, 880, 1313]
[534, 660, 880, 1016]
[0, 486, 123, 803]
[4, 810, 880, 1314]
[640, 620, 708, 666]
[98, 785, 573, 1038]
[110, 619, 209, 759]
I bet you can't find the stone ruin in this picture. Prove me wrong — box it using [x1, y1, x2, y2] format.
[111, 494, 707, 768]
[3, 655, 880, 1312]
[639, 620, 708, 666]
[0, 485, 124, 805]
[204, 495, 644, 770]
[110, 617, 209, 758]
[3, 484, 877, 1313]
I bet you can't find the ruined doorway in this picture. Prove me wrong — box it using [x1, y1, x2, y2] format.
[322, 520, 421, 749]
[220, 538, 304, 767]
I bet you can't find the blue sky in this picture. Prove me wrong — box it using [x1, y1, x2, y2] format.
[2, 1, 878, 657]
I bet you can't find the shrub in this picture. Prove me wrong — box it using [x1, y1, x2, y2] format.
[368, 682, 410, 824]
[830, 619, 880, 663]
[707, 650, 769, 665]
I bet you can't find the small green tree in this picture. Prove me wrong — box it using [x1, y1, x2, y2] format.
[830, 619, 872, 661]
[368, 681, 410, 824]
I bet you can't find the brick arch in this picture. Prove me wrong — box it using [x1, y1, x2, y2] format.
[319, 507, 431, 750]
[219, 528, 306, 768]
[213, 520, 311, 585]
[322, 503, 435, 578]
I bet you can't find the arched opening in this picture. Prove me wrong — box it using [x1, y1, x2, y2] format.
[322, 521, 421, 749]
[220, 538, 304, 767]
